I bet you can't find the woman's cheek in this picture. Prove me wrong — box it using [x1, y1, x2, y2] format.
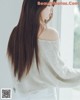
[41, 6, 51, 20]
[44, 7, 50, 17]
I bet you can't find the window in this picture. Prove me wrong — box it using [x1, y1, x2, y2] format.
[50, 0, 80, 100]
[73, 0, 80, 68]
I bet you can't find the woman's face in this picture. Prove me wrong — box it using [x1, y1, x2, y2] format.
[40, 0, 53, 22]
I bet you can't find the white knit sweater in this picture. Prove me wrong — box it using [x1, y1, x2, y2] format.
[10, 38, 80, 100]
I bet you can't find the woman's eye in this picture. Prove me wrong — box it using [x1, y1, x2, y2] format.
[47, 5, 50, 6]
[47, 5, 53, 7]
[47, 5, 51, 7]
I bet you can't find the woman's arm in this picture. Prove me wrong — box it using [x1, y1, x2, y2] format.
[46, 39, 80, 87]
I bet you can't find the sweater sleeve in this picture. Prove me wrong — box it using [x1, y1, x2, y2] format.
[44, 39, 80, 88]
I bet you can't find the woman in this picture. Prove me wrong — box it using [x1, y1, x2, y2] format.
[7, 0, 80, 100]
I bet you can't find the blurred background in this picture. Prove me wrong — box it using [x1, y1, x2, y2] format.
[0, 0, 80, 100]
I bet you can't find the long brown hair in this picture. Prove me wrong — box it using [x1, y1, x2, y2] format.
[7, 0, 57, 81]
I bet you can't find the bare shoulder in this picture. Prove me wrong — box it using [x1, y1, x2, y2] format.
[46, 27, 59, 40]
[38, 27, 59, 41]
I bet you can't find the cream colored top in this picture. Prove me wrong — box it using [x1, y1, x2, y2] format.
[10, 38, 80, 100]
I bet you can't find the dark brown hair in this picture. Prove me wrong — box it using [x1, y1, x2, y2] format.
[7, 0, 57, 81]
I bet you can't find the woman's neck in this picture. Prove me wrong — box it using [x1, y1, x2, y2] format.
[38, 21, 47, 37]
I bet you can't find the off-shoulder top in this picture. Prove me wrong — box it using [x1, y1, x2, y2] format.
[10, 38, 80, 100]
